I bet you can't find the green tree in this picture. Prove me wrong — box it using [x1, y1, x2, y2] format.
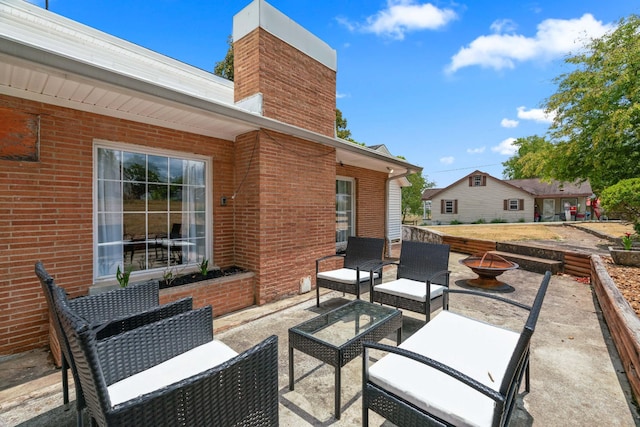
[542, 15, 640, 193]
[600, 178, 640, 234]
[502, 135, 553, 179]
[335, 108, 353, 141]
[401, 172, 435, 221]
[213, 35, 234, 81]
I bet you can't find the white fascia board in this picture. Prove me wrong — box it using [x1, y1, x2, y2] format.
[233, 0, 337, 71]
[0, 0, 235, 105]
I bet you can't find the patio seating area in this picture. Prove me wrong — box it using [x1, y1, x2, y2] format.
[1, 252, 639, 426]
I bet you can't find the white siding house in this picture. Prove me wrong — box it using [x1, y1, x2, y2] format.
[426, 171, 594, 224]
[430, 171, 535, 224]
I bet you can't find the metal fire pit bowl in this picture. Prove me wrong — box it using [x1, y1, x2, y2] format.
[459, 252, 519, 290]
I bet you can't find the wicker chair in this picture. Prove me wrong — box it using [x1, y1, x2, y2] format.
[51, 284, 279, 427]
[35, 261, 193, 427]
[370, 240, 451, 321]
[316, 236, 385, 307]
[363, 271, 552, 427]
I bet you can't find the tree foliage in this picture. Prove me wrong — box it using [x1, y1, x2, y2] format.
[540, 15, 640, 193]
[402, 172, 435, 221]
[600, 178, 640, 234]
[502, 135, 553, 179]
[213, 36, 234, 81]
[335, 108, 353, 141]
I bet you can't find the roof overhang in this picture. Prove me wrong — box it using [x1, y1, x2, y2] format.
[0, 1, 421, 178]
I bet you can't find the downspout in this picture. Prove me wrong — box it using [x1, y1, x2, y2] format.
[385, 170, 414, 258]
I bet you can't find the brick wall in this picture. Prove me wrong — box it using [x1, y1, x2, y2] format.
[234, 28, 337, 138]
[0, 95, 237, 355]
[233, 129, 336, 304]
[159, 272, 256, 315]
[337, 163, 388, 239]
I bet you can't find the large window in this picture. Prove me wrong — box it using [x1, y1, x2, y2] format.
[95, 142, 210, 280]
[336, 177, 355, 251]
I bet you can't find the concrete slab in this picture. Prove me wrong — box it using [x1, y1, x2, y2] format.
[1, 253, 639, 426]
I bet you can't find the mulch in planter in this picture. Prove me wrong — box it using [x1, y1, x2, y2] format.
[159, 266, 248, 290]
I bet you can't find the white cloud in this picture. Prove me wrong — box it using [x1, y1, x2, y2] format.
[491, 138, 518, 155]
[466, 146, 485, 154]
[501, 118, 519, 128]
[446, 14, 612, 73]
[341, 1, 457, 40]
[490, 19, 517, 34]
[336, 92, 350, 99]
[440, 156, 455, 165]
[516, 106, 555, 123]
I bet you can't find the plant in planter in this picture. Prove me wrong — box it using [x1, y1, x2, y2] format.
[198, 258, 209, 277]
[609, 233, 640, 267]
[116, 265, 133, 288]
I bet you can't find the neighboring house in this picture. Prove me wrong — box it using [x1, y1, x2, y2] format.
[424, 171, 593, 224]
[0, 0, 421, 355]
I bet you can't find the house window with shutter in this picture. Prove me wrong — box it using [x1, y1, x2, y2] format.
[504, 199, 524, 211]
[442, 199, 458, 214]
[469, 175, 487, 187]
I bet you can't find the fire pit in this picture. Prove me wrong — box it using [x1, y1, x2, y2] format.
[459, 252, 519, 290]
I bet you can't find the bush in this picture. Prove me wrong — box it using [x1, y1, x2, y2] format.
[490, 218, 508, 223]
[471, 218, 486, 224]
[601, 178, 640, 234]
[449, 219, 463, 225]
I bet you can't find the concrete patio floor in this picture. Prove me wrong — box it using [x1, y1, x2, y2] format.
[1, 252, 639, 426]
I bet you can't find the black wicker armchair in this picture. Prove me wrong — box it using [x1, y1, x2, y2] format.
[35, 261, 193, 427]
[363, 270, 552, 427]
[52, 284, 279, 427]
[370, 240, 451, 321]
[316, 236, 385, 307]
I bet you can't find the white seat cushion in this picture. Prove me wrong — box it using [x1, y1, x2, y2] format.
[373, 278, 444, 302]
[108, 340, 238, 406]
[317, 268, 379, 284]
[368, 310, 520, 427]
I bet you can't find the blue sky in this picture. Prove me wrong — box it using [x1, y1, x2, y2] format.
[27, 0, 639, 188]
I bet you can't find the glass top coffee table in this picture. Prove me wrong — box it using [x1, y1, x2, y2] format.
[288, 299, 402, 419]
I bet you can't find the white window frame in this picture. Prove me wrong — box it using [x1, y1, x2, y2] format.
[508, 199, 520, 211]
[473, 175, 483, 187]
[336, 176, 355, 252]
[93, 140, 212, 283]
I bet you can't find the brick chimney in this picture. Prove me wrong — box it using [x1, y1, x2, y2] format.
[233, 0, 337, 137]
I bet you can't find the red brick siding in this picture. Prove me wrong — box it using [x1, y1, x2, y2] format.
[336, 163, 387, 239]
[159, 273, 256, 315]
[0, 95, 236, 355]
[233, 130, 336, 304]
[235, 28, 337, 137]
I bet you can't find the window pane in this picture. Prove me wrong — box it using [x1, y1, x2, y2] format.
[123, 152, 146, 182]
[336, 179, 354, 249]
[96, 146, 208, 279]
[98, 148, 121, 180]
[148, 155, 168, 183]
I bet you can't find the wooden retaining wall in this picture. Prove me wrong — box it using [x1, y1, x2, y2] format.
[563, 251, 592, 277]
[592, 256, 640, 401]
[442, 235, 497, 255]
